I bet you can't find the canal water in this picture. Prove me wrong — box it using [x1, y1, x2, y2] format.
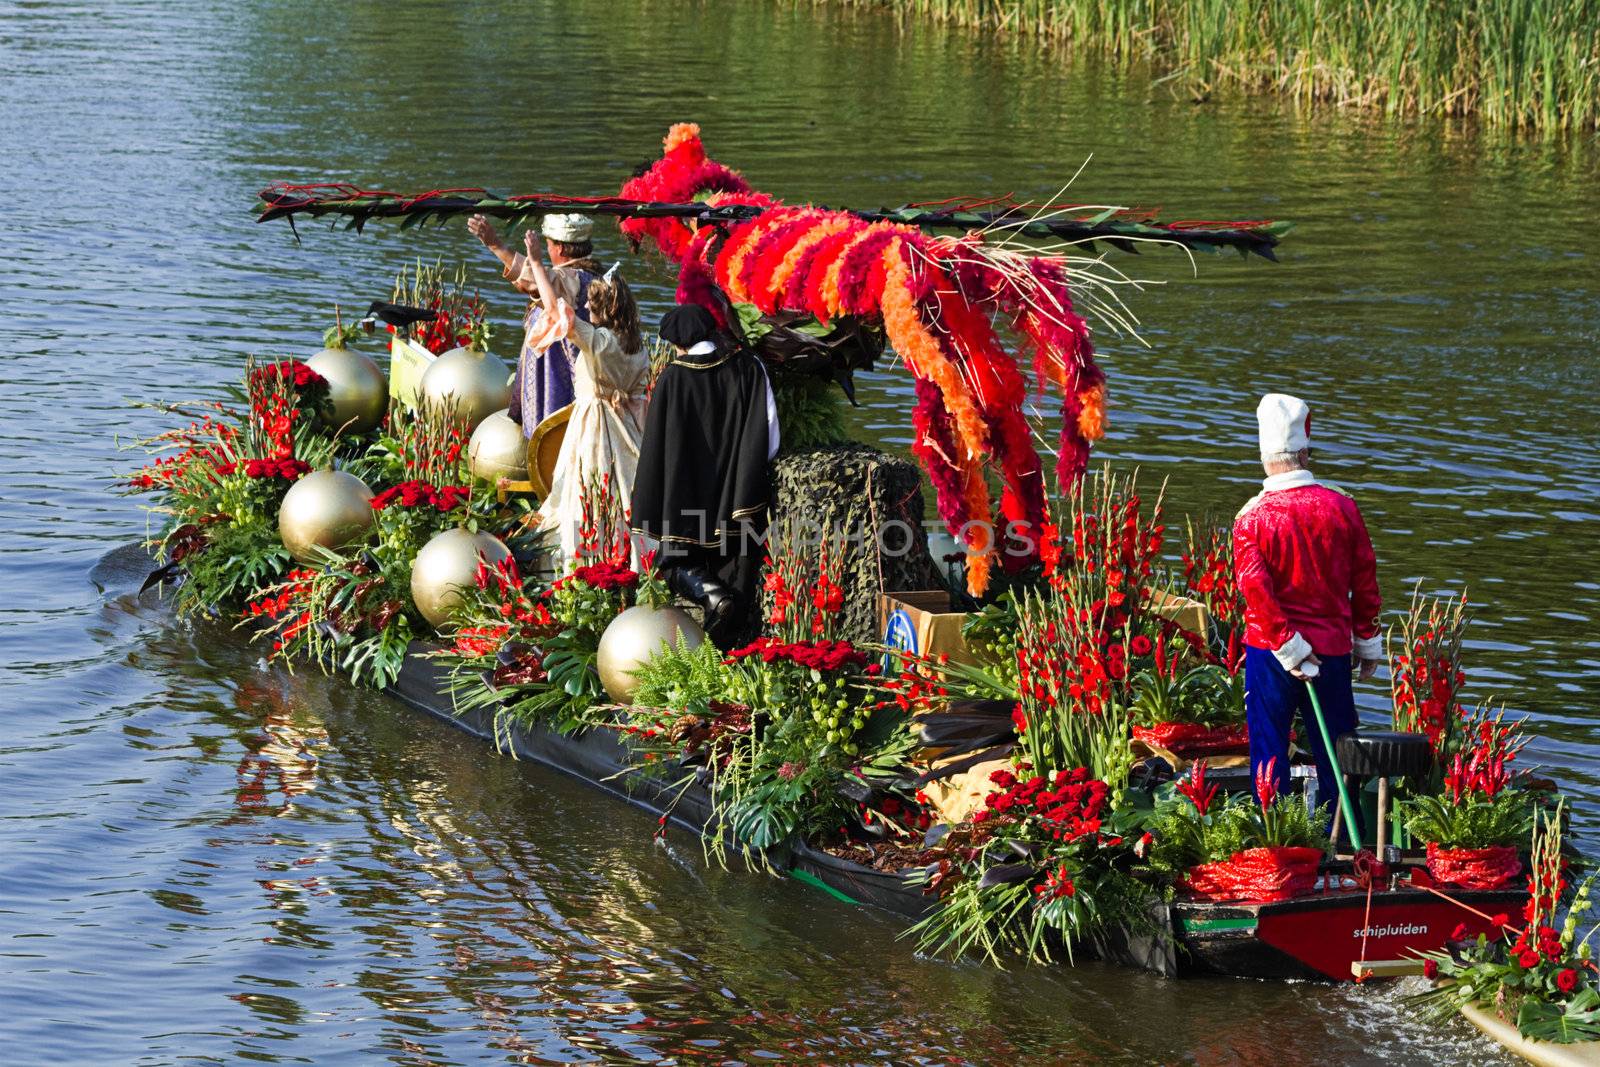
[4, 1, 1598, 1063]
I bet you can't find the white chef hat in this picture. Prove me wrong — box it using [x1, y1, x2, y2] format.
[541, 213, 594, 243]
[1257, 393, 1311, 458]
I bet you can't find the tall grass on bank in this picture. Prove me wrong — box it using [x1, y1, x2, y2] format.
[816, 0, 1600, 132]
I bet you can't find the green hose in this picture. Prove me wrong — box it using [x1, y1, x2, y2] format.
[1305, 681, 1363, 853]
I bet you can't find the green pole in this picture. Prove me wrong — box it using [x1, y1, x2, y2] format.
[1305, 682, 1363, 853]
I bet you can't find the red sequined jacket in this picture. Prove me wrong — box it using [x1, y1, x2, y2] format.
[1232, 470, 1383, 672]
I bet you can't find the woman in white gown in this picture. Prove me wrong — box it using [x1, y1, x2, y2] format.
[516, 230, 649, 567]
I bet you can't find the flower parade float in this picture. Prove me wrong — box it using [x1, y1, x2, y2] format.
[116, 127, 1583, 1051]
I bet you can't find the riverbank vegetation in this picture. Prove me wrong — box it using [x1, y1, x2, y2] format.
[813, 0, 1600, 132]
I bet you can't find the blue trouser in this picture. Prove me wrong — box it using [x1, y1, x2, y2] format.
[1245, 645, 1364, 840]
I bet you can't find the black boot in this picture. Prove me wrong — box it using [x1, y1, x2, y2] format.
[668, 565, 736, 625]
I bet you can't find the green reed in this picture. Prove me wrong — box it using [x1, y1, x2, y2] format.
[814, 0, 1600, 133]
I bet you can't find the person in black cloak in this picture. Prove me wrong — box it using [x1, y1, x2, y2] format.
[631, 304, 779, 644]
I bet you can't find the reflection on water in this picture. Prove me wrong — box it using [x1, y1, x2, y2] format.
[4, 0, 1596, 1061]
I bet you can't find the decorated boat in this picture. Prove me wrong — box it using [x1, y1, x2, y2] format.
[118, 124, 1595, 1057]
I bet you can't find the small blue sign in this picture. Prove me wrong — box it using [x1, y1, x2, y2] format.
[882, 608, 918, 671]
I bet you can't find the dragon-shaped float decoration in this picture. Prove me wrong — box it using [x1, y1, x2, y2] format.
[258, 124, 1288, 594]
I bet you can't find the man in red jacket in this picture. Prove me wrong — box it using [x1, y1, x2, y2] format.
[1235, 394, 1383, 832]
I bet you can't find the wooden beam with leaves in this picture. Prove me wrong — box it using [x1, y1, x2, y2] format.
[255, 182, 1290, 260]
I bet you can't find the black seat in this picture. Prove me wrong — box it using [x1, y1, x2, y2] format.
[1335, 731, 1433, 779]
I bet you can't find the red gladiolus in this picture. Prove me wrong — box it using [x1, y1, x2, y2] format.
[1254, 756, 1280, 812]
[1176, 760, 1219, 816]
[1034, 864, 1076, 901]
[1423, 959, 1439, 980]
[1451, 922, 1469, 940]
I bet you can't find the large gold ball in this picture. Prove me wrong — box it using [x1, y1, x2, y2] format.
[278, 470, 375, 564]
[597, 605, 706, 703]
[468, 408, 528, 483]
[418, 347, 511, 432]
[306, 345, 387, 434]
[410, 527, 512, 630]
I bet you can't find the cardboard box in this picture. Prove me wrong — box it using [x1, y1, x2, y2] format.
[1149, 588, 1212, 642]
[388, 336, 436, 411]
[880, 590, 977, 667]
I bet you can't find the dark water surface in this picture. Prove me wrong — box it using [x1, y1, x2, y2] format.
[4, 1, 1598, 1063]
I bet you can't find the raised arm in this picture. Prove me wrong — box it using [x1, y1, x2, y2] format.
[520, 230, 560, 311]
[468, 214, 519, 276]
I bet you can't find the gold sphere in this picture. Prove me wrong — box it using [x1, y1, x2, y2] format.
[307, 345, 387, 434]
[278, 470, 375, 564]
[410, 527, 512, 630]
[419, 347, 511, 432]
[596, 605, 706, 703]
[468, 408, 529, 483]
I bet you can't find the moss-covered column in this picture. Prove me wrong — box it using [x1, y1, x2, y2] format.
[764, 443, 940, 643]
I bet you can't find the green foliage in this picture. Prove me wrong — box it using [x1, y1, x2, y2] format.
[1409, 805, 1600, 1043]
[631, 639, 733, 712]
[906, 773, 1158, 965]
[175, 520, 292, 615]
[961, 594, 1018, 675]
[1145, 789, 1327, 878]
[1128, 660, 1240, 727]
[770, 371, 847, 452]
[828, 0, 1600, 133]
[1519, 989, 1600, 1043]
[1405, 791, 1534, 849]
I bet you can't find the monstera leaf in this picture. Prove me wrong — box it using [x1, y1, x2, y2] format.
[1517, 988, 1600, 1043]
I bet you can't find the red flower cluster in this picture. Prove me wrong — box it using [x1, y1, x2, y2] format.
[453, 624, 510, 658]
[727, 637, 869, 672]
[407, 291, 487, 356]
[1182, 524, 1245, 631]
[1443, 746, 1511, 803]
[1176, 760, 1219, 816]
[1253, 756, 1281, 811]
[761, 538, 849, 640]
[473, 556, 557, 634]
[127, 414, 240, 490]
[1510, 923, 1566, 970]
[568, 560, 639, 592]
[1034, 863, 1076, 901]
[249, 360, 326, 393]
[765, 568, 796, 626]
[370, 480, 472, 512]
[1392, 597, 1468, 755]
[872, 653, 945, 715]
[809, 571, 844, 635]
[230, 457, 310, 481]
[1015, 485, 1166, 723]
[244, 568, 318, 619]
[974, 766, 1109, 842]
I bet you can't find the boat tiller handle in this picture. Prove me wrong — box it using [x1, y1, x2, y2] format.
[1305, 682, 1363, 853]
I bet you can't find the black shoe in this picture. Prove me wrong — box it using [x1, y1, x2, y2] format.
[668, 565, 736, 623]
